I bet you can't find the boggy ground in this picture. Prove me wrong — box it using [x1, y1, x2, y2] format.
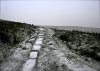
[36, 28, 100, 71]
[0, 24, 100, 71]
[53, 29, 100, 61]
[0, 32, 38, 71]
[0, 26, 38, 71]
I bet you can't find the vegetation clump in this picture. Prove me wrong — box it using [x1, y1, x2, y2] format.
[0, 20, 36, 63]
[53, 29, 100, 61]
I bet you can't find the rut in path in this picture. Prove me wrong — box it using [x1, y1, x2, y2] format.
[22, 28, 45, 71]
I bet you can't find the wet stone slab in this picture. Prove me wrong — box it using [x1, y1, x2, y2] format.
[38, 35, 45, 38]
[22, 59, 36, 71]
[38, 28, 45, 31]
[32, 45, 42, 51]
[36, 38, 44, 41]
[29, 52, 38, 59]
[35, 40, 43, 45]
[38, 34, 44, 36]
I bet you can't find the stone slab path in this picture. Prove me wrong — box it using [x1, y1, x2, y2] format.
[29, 52, 38, 59]
[32, 45, 41, 51]
[22, 28, 45, 71]
[22, 59, 36, 71]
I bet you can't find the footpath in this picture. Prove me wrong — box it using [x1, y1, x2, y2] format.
[22, 28, 45, 71]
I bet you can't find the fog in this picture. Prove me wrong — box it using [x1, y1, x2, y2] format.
[0, 0, 100, 28]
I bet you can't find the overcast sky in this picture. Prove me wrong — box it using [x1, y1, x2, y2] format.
[0, 0, 100, 28]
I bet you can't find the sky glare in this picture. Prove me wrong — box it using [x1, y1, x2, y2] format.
[0, 0, 100, 28]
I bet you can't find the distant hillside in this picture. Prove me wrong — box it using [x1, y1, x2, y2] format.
[0, 19, 37, 44]
[44, 26, 100, 33]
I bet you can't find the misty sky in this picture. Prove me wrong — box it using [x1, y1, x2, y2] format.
[0, 0, 100, 28]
